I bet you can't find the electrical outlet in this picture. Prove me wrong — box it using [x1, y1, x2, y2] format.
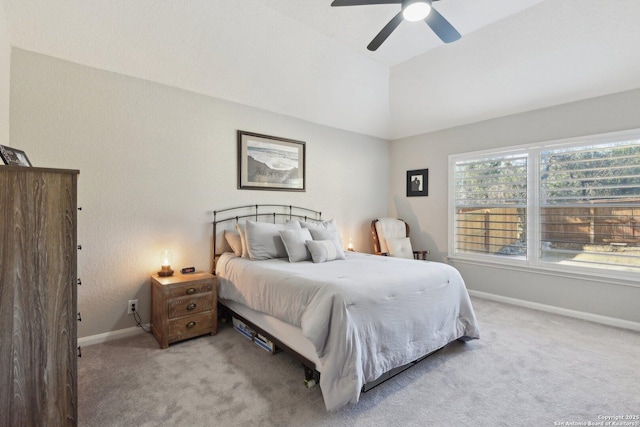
[127, 299, 138, 315]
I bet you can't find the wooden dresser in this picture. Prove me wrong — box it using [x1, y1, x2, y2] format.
[150, 272, 217, 349]
[0, 166, 79, 426]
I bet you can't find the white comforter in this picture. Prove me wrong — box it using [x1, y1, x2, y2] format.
[216, 252, 480, 411]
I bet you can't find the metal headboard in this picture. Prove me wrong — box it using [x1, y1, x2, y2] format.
[212, 204, 322, 271]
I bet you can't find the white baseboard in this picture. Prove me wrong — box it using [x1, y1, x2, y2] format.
[78, 324, 151, 347]
[468, 290, 640, 332]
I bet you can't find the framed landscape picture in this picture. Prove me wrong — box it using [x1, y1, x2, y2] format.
[0, 145, 32, 167]
[237, 130, 306, 192]
[407, 168, 428, 197]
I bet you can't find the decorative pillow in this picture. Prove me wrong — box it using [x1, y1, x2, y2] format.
[245, 220, 301, 260]
[279, 228, 313, 262]
[235, 223, 249, 258]
[306, 240, 345, 263]
[224, 230, 242, 256]
[386, 237, 414, 259]
[309, 228, 342, 249]
[299, 218, 338, 231]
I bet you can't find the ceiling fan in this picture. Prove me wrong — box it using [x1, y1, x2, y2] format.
[331, 0, 461, 51]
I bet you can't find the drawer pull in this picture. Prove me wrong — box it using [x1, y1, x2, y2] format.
[186, 321, 197, 329]
[186, 303, 197, 311]
[185, 287, 196, 295]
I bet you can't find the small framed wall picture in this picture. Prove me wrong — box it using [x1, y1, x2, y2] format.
[0, 145, 32, 167]
[406, 169, 428, 197]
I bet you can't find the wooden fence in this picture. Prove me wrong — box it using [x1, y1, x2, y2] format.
[455, 208, 522, 254]
[541, 206, 640, 245]
[456, 206, 640, 254]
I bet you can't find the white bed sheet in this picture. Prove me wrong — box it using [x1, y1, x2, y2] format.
[216, 251, 480, 410]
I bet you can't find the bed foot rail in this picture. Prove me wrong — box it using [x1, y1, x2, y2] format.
[361, 346, 444, 393]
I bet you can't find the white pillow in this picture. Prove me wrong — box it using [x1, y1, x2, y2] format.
[386, 237, 414, 259]
[224, 230, 242, 256]
[235, 223, 249, 258]
[245, 220, 301, 260]
[306, 240, 345, 263]
[309, 228, 342, 250]
[299, 218, 338, 231]
[279, 228, 313, 262]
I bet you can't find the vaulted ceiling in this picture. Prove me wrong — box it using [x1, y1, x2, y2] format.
[5, 0, 640, 139]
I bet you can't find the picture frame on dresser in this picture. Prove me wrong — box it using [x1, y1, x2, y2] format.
[0, 144, 32, 167]
[237, 130, 306, 192]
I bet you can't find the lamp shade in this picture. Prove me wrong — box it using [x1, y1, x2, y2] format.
[158, 250, 174, 276]
[161, 250, 172, 266]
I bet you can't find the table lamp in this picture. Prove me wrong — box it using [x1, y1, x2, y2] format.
[158, 250, 174, 277]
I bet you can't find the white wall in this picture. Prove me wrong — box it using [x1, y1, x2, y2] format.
[10, 49, 390, 338]
[6, 0, 391, 139]
[389, 0, 640, 139]
[390, 88, 640, 324]
[0, 0, 9, 145]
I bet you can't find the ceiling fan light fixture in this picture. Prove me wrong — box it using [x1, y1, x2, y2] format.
[402, 1, 431, 22]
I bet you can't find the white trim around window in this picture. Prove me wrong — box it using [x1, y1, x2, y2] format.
[448, 128, 640, 286]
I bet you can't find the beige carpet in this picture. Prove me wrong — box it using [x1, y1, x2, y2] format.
[78, 297, 640, 426]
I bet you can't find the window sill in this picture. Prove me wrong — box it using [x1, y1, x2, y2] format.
[447, 254, 640, 289]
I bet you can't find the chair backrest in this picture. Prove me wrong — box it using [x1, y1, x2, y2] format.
[371, 218, 410, 254]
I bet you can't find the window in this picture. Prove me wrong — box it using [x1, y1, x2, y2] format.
[449, 130, 640, 278]
[454, 153, 528, 258]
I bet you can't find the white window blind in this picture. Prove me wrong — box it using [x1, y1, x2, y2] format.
[450, 130, 640, 279]
[454, 154, 528, 257]
[540, 141, 640, 271]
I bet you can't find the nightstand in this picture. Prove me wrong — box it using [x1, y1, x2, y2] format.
[150, 272, 217, 349]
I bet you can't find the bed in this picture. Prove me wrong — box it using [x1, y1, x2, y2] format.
[212, 205, 480, 411]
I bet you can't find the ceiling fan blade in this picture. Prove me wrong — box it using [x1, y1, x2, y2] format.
[367, 11, 404, 51]
[331, 0, 402, 6]
[424, 8, 461, 43]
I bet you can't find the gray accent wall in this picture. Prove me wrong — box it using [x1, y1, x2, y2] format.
[390, 88, 640, 324]
[10, 49, 390, 338]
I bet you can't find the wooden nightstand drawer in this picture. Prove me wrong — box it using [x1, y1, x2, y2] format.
[167, 280, 212, 298]
[168, 294, 213, 319]
[168, 312, 214, 341]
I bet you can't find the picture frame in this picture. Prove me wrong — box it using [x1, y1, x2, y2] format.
[238, 130, 306, 192]
[0, 145, 32, 167]
[406, 168, 428, 197]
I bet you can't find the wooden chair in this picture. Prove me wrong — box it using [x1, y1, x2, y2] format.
[371, 218, 429, 260]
